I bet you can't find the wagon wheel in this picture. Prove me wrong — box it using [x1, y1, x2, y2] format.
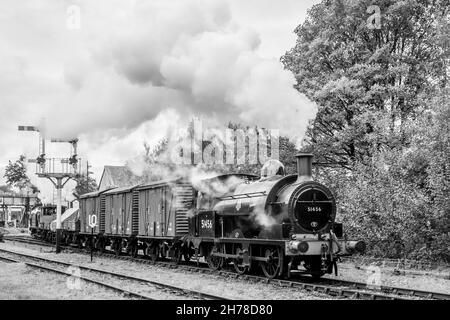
[260, 246, 283, 279]
[66, 235, 72, 246]
[90, 237, 96, 250]
[130, 242, 138, 258]
[142, 243, 149, 257]
[114, 240, 123, 256]
[171, 246, 183, 264]
[61, 234, 67, 245]
[206, 245, 224, 271]
[76, 236, 83, 249]
[145, 245, 159, 262]
[159, 243, 169, 260]
[233, 246, 251, 275]
[183, 244, 193, 263]
[96, 238, 105, 253]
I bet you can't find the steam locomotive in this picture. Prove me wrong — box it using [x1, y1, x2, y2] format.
[30, 153, 365, 279]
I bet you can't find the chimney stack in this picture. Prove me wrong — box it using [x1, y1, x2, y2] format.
[295, 153, 313, 183]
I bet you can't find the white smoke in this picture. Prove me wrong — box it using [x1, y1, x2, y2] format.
[38, 0, 316, 145]
[252, 205, 278, 229]
[0, 0, 318, 202]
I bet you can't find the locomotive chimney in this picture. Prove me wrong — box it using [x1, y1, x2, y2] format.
[295, 153, 313, 183]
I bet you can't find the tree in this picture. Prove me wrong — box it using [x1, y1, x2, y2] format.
[74, 174, 98, 196]
[3, 155, 39, 228]
[412, 88, 450, 261]
[0, 185, 12, 193]
[4, 155, 39, 192]
[137, 121, 300, 179]
[281, 0, 449, 168]
[282, 0, 449, 262]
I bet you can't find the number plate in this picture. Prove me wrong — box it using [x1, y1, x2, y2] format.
[199, 211, 215, 237]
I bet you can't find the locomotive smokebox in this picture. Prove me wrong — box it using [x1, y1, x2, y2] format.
[296, 153, 313, 183]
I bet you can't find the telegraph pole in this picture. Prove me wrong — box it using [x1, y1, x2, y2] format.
[18, 122, 80, 253]
[86, 161, 90, 191]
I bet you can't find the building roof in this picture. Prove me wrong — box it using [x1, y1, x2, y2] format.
[98, 166, 142, 191]
[0, 190, 39, 198]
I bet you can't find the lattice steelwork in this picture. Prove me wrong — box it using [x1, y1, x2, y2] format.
[33, 157, 81, 178]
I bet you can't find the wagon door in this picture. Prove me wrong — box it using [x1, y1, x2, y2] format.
[82, 199, 88, 233]
[159, 187, 169, 237]
[138, 189, 147, 235]
[147, 188, 161, 236]
[111, 194, 119, 235]
[79, 199, 86, 233]
[123, 192, 132, 235]
[117, 194, 124, 235]
[93, 197, 100, 233]
[105, 195, 112, 234]
[85, 198, 93, 233]
[164, 186, 176, 237]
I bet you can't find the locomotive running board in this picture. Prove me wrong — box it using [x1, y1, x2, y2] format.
[211, 251, 271, 262]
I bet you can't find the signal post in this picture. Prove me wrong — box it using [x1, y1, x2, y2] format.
[18, 123, 80, 253]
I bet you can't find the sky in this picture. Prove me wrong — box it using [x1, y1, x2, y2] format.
[0, 0, 321, 203]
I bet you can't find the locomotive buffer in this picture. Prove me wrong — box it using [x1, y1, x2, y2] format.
[18, 123, 81, 253]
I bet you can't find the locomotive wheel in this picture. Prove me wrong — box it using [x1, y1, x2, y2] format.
[260, 246, 283, 279]
[206, 246, 224, 271]
[233, 247, 250, 275]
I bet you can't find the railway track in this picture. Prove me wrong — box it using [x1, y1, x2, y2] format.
[341, 256, 450, 271]
[0, 252, 152, 300]
[0, 246, 228, 300]
[3, 236, 56, 248]
[4, 236, 449, 300]
[290, 274, 450, 300]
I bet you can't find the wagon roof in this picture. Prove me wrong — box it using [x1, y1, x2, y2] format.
[79, 188, 114, 199]
[103, 184, 142, 195]
[135, 173, 259, 190]
[136, 177, 186, 190]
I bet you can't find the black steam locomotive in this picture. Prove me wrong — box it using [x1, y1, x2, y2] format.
[188, 153, 365, 278]
[30, 153, 365, 279]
